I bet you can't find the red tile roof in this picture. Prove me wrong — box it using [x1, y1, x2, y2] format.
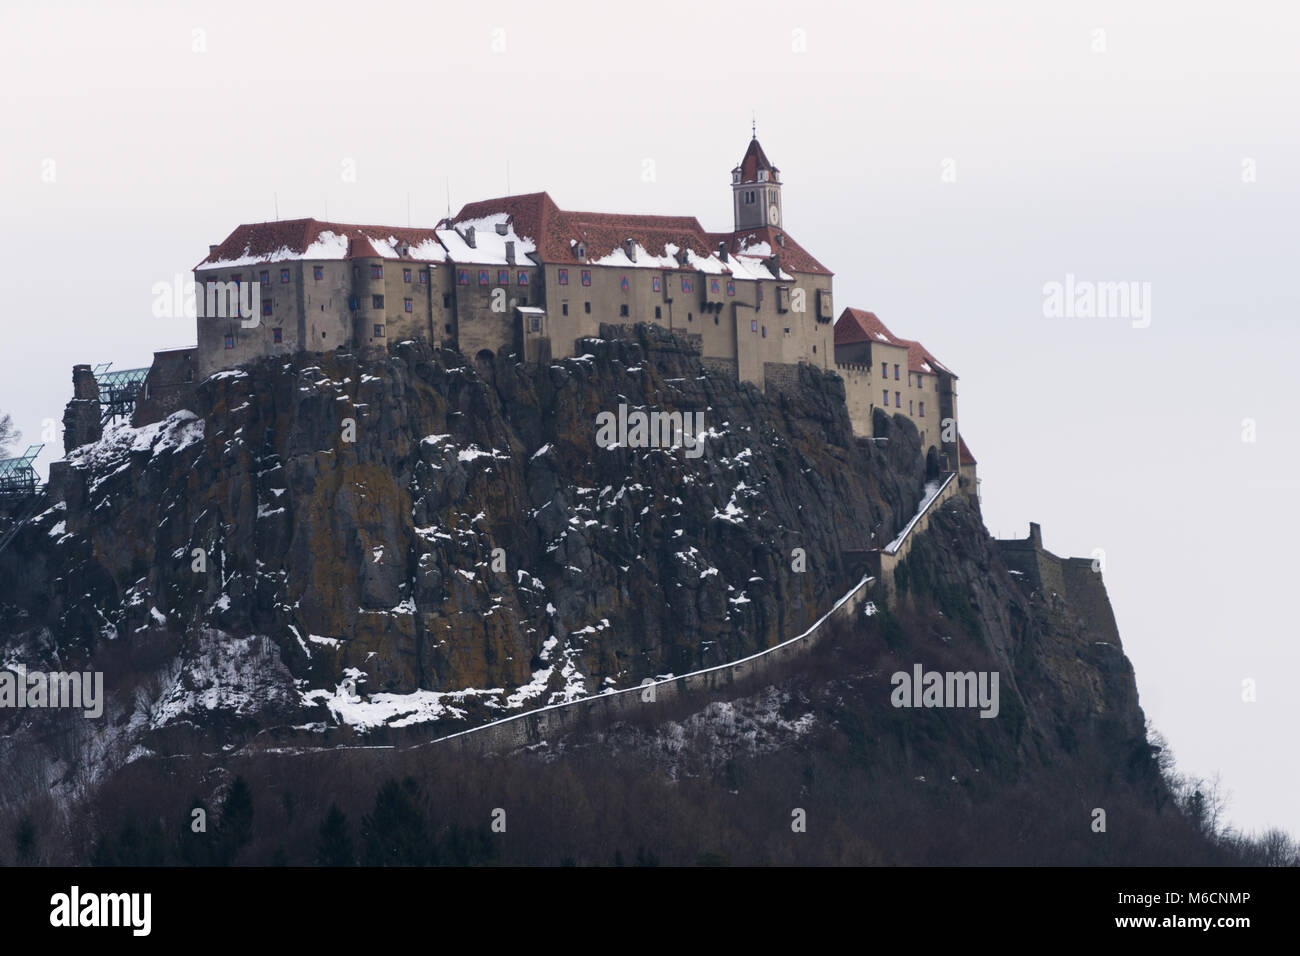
[196, 218, 446, 269]
[958, 435, 976, 465]
[835, 308, 956, 378]
[736, 137, 777, 184]
[449, 191, 830, 275]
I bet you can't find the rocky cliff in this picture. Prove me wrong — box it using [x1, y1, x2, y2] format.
[2, 326, 929, 746]
[0, 324, 1174, 864]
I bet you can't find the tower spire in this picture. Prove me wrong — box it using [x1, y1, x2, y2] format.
[751, 112, 756, 140]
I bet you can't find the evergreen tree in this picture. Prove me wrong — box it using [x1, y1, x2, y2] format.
[315, 804, 355, 866]
[362, 778, 431, 866]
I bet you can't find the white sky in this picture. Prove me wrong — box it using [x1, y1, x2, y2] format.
[2, 0, 1296, 838]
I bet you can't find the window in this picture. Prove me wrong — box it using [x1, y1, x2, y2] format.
[348, 296, 358, 310]
[562, 303, 569, 316]
[882, 389, 888, 406]
[518, 294, 527, 306]
[518, 272, 529, 286]
[262, 300, 272, 316]
[751, 319, 758, 333]
[373, 324, 384, 337]
[652, 276, 661, 293]
[895, 391, 901, 406]
[784, 327, 790, 335]
[404, 298, 413, 312]
[620, 276, 630, 292]
[529, 315, 541, 332]
[457, 270, 469, 286]
[909, 401, 913, 414]
[445, 323, 453, 334]
[881, 362, 887, 377]
[681, 277, 692, 293]
[273, 327, 282, 343]
[259, 270, 269, 284]
[619, 304, 629, 317]
[688, 313, 693, 322]
[280, 268, 290, 283]
[498, 269, 509, 285]
[372, 295, 384, 308]
[224, 334, 234, 349]
[761, 325, 766, 338]
[581, 270, 591, 286]
[371, 265, 383, 279]
[714, 315, 719, 325]
[403, 268, 412, 283]
[313, 266, 323, 281]
[894, 364, 900, 380]
[654, 306, 661, 319]
[558, 269, 569, 286]
[443, 294, 452, 308]
[419, 272, 427, 284]
[710, 279, 720, 294]
[726, 280, 735, 296]
[919, 401, 925, 417]
[478, 270, 489, 286]
[584, 301, 591, 314]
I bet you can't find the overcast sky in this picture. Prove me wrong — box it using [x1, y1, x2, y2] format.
[2, 0, 1296, 837]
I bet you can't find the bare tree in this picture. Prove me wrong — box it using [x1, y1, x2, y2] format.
[0, 414, 19, 458]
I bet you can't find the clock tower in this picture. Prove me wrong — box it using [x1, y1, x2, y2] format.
[731, 133, 782, 231]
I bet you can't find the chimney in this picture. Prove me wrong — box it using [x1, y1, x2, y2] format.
[716, 240, 729, 261]
[624, 238, 637, 262]
[208, 244, 218, 255]
[463, 226, 476, 248]
[505, 240, 515, 265]
[495, 221, 508, 236]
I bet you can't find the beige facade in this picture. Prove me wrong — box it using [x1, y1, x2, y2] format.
[184, 138, 975, 495]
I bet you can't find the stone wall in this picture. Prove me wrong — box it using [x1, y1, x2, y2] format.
[433, 572, 877, 756]
[762, 361, 802, 396]
[134, 348, 197, 427]
[62, 365, 102, 453]
[873, 471, 962, 603]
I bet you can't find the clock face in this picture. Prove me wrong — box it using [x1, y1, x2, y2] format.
[768, 204, 780, 224]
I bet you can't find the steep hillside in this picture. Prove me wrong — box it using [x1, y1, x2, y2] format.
[0, 325, 1173, 864]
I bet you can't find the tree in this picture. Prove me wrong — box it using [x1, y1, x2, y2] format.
[361, 778, 431, 866]
[220, 776, 255, 853]
[14, 815, 36, 864]
[0, 414, 19, 458]
[315, 804, 355, 866]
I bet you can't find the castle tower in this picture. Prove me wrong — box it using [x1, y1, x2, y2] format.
[731, 133, 782, 231]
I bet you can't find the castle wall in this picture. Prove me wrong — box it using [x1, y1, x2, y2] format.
[134, 347, 196, 427]
[836, 340, 955, 458]
[450, 262, 540, 360]
[438, 571, 877, 756]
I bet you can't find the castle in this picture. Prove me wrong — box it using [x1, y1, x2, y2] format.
[125, 134, 977, 497]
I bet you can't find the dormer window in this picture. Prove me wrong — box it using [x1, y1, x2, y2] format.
[758, 170, 767, 182]
[576, 242, 587, 259]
